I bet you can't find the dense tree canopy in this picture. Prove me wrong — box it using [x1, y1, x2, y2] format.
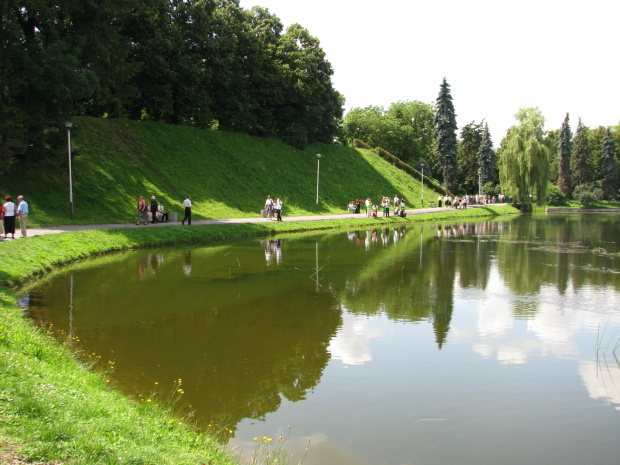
[477, 123, 497, 188]
[434, 78, 458, 195]
[0, 0, 343, 166]
[498, 107, 549, 207]
[600, 128, 618, 199]
[342, 101, 437, 176]
[557, 113, 572, 197]
[457, 121, 483, 193]
[571, 118, 592, 188]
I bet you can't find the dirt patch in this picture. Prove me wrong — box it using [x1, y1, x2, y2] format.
[0, 439, 62, 465]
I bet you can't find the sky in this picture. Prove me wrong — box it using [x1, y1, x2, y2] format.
[238, 0, 620, 145]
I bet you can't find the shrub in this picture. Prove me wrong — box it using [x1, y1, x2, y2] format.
[282, 123, 308, 150]
[482, 182, 500, 196]
[573, 183, 602, 207]
[545, 183, 566, 206]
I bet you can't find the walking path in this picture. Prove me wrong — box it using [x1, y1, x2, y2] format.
[2, 204, 499, 241]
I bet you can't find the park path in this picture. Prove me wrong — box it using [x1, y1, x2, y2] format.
[1, 204, 497, 241]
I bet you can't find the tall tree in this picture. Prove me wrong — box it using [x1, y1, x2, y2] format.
[343, 101, 436, 174]
[571, 118, 591, 188]
[557, 113, 572, 197]
[600, 128, 619, 199]
[434, 78, 458, 195]
[457, 121, 484, 194]
[477, 122, 497, 187]
[498, 107, 549, 207]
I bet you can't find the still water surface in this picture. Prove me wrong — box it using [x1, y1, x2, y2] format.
[24, 215, 620, 465]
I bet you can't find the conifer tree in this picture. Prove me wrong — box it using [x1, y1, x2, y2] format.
[571, 118, 591, 187]
[477, 122, 497, 186]
[434, 78, 458, 195]
[557, 113, 572, 197]
[600, 128, 619, 200]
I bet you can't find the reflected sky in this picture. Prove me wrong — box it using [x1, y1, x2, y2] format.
[23, 215, 620, 465]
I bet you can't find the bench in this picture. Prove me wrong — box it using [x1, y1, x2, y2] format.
[428, 201, 436, 208]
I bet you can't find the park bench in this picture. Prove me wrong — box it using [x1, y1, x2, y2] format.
[428, 201, 436, 208]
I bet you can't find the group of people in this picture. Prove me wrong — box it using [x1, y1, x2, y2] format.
[264, 195, 283, 221]
[136, 195, 194, 225]
[358, 195, 406, 218]
[2, 195, 28, 239]
[437, 193, 505, 208]
[136, 195, 171, 225]
[347, 197, 406, 217]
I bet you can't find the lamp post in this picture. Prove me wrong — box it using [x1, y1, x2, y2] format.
[419, 160, 426, 207]
[65, 121, 74, 220]
[315, 153, 321, 213]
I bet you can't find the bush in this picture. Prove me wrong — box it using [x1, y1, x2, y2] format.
[545, 183, 566, 206]
[573, 183, 602, 207]
[282, 123, 308, 150]
[482, 182, 500, 196]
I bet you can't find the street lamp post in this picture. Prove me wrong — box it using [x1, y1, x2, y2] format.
[65, 121, 74, 220]
[420, 161, 426, 206]
[315, 153, 321, 213]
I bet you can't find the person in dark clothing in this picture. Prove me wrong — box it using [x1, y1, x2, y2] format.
[182, 195, 192, 225]
[150, 196, 158, 223]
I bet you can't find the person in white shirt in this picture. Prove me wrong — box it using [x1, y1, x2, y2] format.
[264, 195, 274, 220]
[17, 195, 29, 237]
[157, 202, 168, 222]
[181, 195, 192, 225]
[275, 197, 283, 221]
[2, 196, 16, 239]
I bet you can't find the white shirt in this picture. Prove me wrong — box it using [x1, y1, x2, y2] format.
[183, 198, 192, 208]
[3, 202, 15, 217]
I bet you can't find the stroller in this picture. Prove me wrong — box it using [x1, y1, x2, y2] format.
[372, 205, 378, 219]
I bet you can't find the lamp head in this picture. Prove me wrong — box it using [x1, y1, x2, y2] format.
[65, 121, 73, 129]
[316, 153, 322, 159]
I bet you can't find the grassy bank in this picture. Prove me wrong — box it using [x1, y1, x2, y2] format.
[0, 117, 441, 227]
[0, 206, 518, 464]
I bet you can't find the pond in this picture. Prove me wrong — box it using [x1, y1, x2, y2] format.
[22, 215, 620, 465]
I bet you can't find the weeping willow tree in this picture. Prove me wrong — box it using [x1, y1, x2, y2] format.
[499, 107, 550, 207]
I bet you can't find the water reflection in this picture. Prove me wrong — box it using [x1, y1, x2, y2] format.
[22, 216, 620, 464]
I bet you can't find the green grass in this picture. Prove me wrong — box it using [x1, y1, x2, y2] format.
[0, 206, 519, 464]
[0, 118, 519, 463]
[0, 117, 441, 227]
[0, 282, 236, 465]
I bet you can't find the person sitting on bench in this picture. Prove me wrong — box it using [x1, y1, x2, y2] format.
[156, 202, 169, 223]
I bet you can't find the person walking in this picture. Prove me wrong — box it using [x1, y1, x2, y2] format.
[150, 196, 158, 223]
[275, 197, 283, 221]
[17, 195, 28, 237]
[182, 195, 192, 225]
[365, 198, 371, 217]
[264, 195, 273, 220]
[2, 196, 16, 239]
[136, 196, 148, 225]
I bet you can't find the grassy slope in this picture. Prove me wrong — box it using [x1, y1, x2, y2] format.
[0, 117, 440, 226]
[0, 119, 519, 463]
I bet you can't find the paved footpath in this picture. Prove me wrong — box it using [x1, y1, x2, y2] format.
[1, 205, 497, 242]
